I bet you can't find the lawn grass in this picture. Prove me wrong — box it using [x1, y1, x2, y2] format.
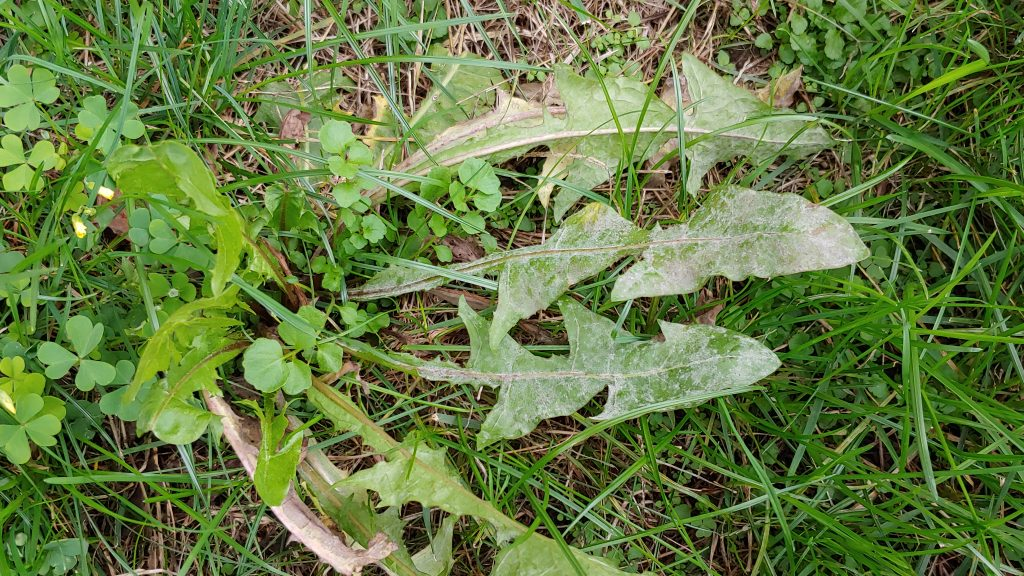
[1, 0, 1022, 575]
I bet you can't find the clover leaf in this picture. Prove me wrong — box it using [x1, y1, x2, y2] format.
[0, 135, 63, 192]
[147, 219, 178, 254]
[74, 95, 145, 153]
[0, 64, 60, 131]
[128, 208, 179, 254]
[0, 393, 63, 464]
[37, 315, 116, 391]
[40, 538, 88, 576]
[148, 272, 197, 316]
[0, 250, 31, 305]
[98, 360, 145, 422]
[0, 356, 46, 414]
[0, 356, 43, 391]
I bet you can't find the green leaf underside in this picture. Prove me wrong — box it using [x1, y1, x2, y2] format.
[419, 298, 780, 446]
[306, 382, 644, 576]
[107, 142, 245, 295]
[352, 187, 868, 340]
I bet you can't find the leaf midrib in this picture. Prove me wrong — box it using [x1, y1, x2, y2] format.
[421, 353, 742, 384]
[350, 228, 799, 298]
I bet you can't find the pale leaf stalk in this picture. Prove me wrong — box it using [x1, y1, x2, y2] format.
[203, 392, 397, 575]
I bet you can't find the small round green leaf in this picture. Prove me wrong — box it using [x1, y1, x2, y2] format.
[242, 338, 287, 393]
[280, 360, 312, 395]
[320, 120, 356, 154]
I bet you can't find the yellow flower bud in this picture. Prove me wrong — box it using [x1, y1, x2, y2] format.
[97, 185, 115, 200]
[72, 214, 88, 238]
[0, 390, 14, 415]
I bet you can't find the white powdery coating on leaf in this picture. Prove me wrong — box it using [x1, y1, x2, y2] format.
[419, 298, 779, 445]
[680, 54, 833, 194]
[489, 202, 645, 343]
[611, 186, 869, 300]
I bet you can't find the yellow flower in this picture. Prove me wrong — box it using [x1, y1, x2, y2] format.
[97, 185, 116, 200]
[71, 214, 88, 238]
[0, 390, 14, 415]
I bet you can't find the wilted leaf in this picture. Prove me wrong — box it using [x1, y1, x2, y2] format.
[610, 186, 870, 300]
[756, 66, 803, 108]
[419, 298, 779, 446]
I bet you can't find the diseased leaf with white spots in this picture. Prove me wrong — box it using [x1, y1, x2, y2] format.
[678, 54, 832, 194]
[610, 186, 870, 300]
[354, 188, 866, 341]
[352, 202, 645, 341]
[487, 202, 645, 344]
[419, 298, 780, 446]
[369, 55, 832, 214]
[368, 65, 677, 217]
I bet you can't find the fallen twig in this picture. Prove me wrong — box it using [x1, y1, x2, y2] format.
[203, 392, 396, 575]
